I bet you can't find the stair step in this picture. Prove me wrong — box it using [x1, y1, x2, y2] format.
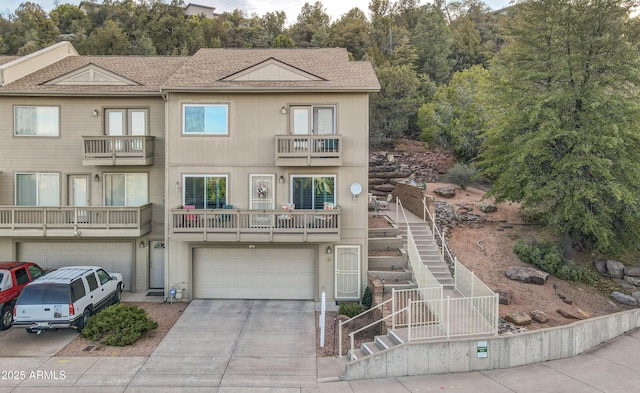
[388, 330, 405, 345]
[375, 334, 397, 350]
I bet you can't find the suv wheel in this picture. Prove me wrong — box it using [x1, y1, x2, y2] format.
[113, 283, 122, 304]
[76, 308, 91, 333]
[0, 305, 13, 330]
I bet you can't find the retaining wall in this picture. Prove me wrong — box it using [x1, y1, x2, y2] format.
[344, 308, 640, 380]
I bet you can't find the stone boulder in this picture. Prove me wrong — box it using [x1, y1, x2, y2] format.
[606, 260, 626, 279]
[557, 309, 582, 320]
[625, 266, 640, 277]
[624, 276, 640, 286]
[434, 186, 456, 198]
[494, 288, 514, 305]
[504, 311, 532, 326]
[530, 310, 549, 323]
[613, 279, 636, 291]
[505, 266, 549, 285]
[632, 292, 640, 303]
[611, 291, 638, 306]
[593, 260, 607, 275]
[477, 203, 497, 213]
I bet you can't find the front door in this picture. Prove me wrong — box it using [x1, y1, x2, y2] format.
[335, 245, 361, 300]
[69, 175, 89, 223]
[250, 174, 275, 227]
[149, 241, 165, 289]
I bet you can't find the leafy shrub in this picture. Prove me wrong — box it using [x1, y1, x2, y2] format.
[513, 240, 597, 284]
[81, 304, 158, 346]
[444, 163, 477, 190]
[361, 287, 373, 309]
[339, 302, 364, 318]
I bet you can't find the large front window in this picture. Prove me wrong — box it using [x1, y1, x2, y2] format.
[290, 105, 335, 135]
[183, 175, 227, 209]
[292, 175, 335, 209]
[183, 104, 228, 135]
[15, 173, 60, 206]
[104, 173, 148, 206]
[14, 106, 59, 136]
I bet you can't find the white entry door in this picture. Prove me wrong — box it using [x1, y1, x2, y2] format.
[250, 174, 275, 227]
[335, 245, 361, 300]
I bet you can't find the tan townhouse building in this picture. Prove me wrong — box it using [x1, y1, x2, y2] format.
[0, 42, 379, 303]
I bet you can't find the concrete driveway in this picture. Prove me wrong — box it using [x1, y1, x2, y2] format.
[131, 299, 317, 389]
[0, 325, 78, 357]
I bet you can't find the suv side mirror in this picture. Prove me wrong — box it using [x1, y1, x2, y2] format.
[111, 276, 117, 281]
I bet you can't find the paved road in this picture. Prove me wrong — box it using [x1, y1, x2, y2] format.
[0, 300, 638, 392]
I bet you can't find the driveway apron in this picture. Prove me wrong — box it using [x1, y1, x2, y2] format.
[132, 299, 317, 389]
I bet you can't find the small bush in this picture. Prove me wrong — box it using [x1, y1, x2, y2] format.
[81, 304, 158, 346]
[444, 163, 477, 190]
[339, 302, 364, 318]
[361, 287, 373, 309]
[513, 240, 597, 284]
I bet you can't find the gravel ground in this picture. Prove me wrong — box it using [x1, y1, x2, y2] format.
[56, 301, 188, 357]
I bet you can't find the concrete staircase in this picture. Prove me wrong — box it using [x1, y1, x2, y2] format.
[348, 330, 405, 361]
[398, 222, 455, 288]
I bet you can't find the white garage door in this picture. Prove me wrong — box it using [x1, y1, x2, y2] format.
[18, 242, 134, 290]
[193, 247, 315, 299]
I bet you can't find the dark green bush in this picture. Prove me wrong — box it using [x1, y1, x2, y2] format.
[81, 304, 158, 346]
[361, 287, 373, 309]
[339, 302, 364, 318]
[444, 163, 477, 190]
[513, 240, 597, 284]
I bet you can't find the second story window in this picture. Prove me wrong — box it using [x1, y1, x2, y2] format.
[183, 175, 227, 209]
[104, 173, 148, 206]
[15, 173, 60, 206]
[14, 106, 59, 136]
[290, 105, 335, 135]
[183, 104, 228, 135]
[105, 109, 148, 135]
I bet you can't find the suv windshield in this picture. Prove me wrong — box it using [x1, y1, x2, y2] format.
[17, 284, 70, 305]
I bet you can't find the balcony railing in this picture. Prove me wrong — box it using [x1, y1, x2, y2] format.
[170, 207, 341, 242]
[275, 134, 342, 166]
[0, 204, 152, 237]
[83, 136, 155, 166]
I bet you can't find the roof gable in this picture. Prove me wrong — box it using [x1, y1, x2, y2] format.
[43, 63, 140, 86]
[220, 58, 325, 82]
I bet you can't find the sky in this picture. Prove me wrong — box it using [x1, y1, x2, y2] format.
[1, 0, 511, 22]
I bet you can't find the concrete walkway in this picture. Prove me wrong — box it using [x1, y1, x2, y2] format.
[0, 298, 638, 391]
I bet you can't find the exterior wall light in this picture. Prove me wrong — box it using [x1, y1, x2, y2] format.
[93, 174, 100, 182]
[279, 175, 285, 184]
[92, 109, 100, 117]
[281, 106, 287, 114]
[326, 246, 332, 255]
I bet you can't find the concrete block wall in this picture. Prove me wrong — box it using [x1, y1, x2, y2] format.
[344, 308, 640, 380]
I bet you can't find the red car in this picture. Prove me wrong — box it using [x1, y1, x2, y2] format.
[0, 262, 45, 330]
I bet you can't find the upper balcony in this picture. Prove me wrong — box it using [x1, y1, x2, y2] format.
[170, 207, 341, 243]
[82, 136, 155, 166]
[275, 135, 342, 166]
[0, 204, 152, 237]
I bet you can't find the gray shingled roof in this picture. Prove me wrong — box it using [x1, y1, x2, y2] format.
[0, 56, 188, 94]
[0, 48, 379, 94]
[163, 48, 380, 91]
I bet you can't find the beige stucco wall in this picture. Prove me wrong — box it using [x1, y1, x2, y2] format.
[164, 91, 370, 302]
[0, 95, 166, 292]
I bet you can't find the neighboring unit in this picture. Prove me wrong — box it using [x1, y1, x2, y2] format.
[0, 42, 379, 303]
[13, 266, 123, 334]
[0, 261, 45, 329]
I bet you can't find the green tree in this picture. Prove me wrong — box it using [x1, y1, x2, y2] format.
[289, 2, 330, 48]
[478, 0, 640, 252]
[50, 4, 89, 36]
[418, 65, 491, 162]
[328, 8, 369, 59]
[412, 5, 453, 85]
[10, 2, 59, 55]
[77, 19, 130, 54]
[370, 64, 433, 147]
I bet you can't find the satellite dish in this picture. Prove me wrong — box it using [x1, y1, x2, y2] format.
[350, 183, 363, 199]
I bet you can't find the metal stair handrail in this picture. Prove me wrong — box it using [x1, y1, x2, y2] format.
[421, 196, 455, 266]
[338, 297, 393, 358]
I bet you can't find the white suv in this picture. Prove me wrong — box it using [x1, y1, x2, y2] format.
[13, 266, 123, 334]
